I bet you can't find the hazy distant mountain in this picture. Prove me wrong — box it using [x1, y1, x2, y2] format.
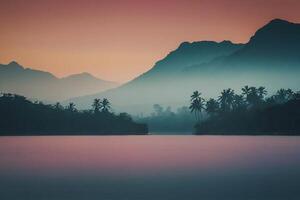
[141, 40, 244, 79]
[0, 61, 118, 101]
[58, 19, 300, 113]
[68, 40, 244, 111]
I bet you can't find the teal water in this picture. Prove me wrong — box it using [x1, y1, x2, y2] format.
[0, 135, 300, 200]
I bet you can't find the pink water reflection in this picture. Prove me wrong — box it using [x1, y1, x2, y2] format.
[0, 136, 299, 177]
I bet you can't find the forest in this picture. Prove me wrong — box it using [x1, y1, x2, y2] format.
[189, 86, 300, 134]
[0, 93, 147, 135]
[135, 104, 195, 133]
[1, 86, 299, 135]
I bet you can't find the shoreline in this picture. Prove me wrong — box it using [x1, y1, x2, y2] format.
[1, 133, 300, 136]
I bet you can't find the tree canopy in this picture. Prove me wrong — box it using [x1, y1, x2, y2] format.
[0, 93, 147, 135]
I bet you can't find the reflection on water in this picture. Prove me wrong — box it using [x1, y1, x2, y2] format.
[0, 135, 300, 200]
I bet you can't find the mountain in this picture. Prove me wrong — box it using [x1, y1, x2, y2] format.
[47, 19, 300, 113]
[142, 40, 244, 78]
[0, 61, 118, 101]
[182, 18, 300, 89]
[232, 18, 300, 63]
[186, 18, 300, 72]
[68, 41, 245, 112]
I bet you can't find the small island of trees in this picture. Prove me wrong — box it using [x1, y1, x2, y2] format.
[0, 93, 148, 135]
[189, 86, 300, 135]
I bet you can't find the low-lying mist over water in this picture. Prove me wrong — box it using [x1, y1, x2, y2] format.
[0, 136, 300, 200]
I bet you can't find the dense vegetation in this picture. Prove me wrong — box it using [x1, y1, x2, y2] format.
[135, 104, 195, 133]
[189, 87, 300, 135]
[0, 93, 147, 135]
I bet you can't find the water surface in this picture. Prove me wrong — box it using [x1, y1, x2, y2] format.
[0, 135, 300, 200]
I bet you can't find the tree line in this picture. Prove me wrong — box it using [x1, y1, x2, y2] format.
[135, 104, 195, 132]
[0, 93, 147, 135]
[189, 86, 300, 134]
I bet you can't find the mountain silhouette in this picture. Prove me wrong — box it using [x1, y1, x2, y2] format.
[222, 18, 300, 69]
[67, 40, 244, 112]
[0, 61, 118, 101]
[68, 19, 300, 114]
[247, 18, 300, 53]
[144, 40, 243, 77]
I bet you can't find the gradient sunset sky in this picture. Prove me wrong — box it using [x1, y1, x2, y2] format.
[1, 0, 300, 82]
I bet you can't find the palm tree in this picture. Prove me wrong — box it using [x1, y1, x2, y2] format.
[189, 99, 198, 120]
[293, 91, 300, 100]
[242, 86, 251, 98]
[197, 98, 206, 119]
[92, 98, 101, 113]
[67, 102, 76, 112]
[206, 98, 219, 116]
[257, 86, 267, 99]
[242, 86, 261, 106]
[232, 94, 245, 111]
[189, 91, 204, 120]
[218, 88, 235, 112]
[101, 98, 111, 113]
[190, 90, 205, 120]
[54, 102, 63, 110]
[189, 98, 205, 121]
[275, 88, 294, 103]
[244, 87, 262, 107]
[191, 91, 201, 101]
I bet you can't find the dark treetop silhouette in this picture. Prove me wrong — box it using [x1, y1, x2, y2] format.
[190, 87, 300, 135]
[0, 93, 147, 135]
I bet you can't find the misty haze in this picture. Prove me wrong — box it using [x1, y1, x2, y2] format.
[1, 1, 300, 200]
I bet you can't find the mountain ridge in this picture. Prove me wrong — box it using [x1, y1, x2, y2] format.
[0, 61, 118, 101]
[68, 18, 300, 114]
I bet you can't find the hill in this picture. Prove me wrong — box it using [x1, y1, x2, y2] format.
[0, 61, 118, 101]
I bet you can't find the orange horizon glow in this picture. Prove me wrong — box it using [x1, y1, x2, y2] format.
[1, 0, 300, 82]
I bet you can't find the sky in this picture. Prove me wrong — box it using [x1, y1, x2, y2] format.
[1, 0, 300, 82]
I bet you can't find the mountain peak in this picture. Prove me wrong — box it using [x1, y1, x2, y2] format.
[62, 72, 116, 84]
[7, 61, 23, 69]
[65, 72, 97, 80]
[259, 18, 299, 31]
[178, 41, 191, 49]
[177, 40, 238, 51]
[75, 72, 93, 77]
[9, 61, 19, 65]
[268, 18, 290, 25]
[220, 40, 233, 45]
[247, 18, 300, 46]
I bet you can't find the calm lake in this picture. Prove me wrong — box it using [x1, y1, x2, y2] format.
[0, 135, 300, 200]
